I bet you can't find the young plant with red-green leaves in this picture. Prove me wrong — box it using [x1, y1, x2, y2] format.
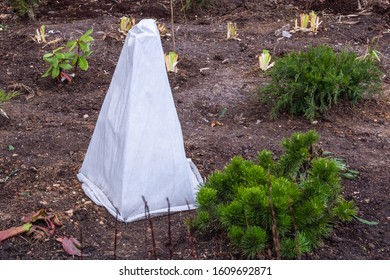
[42, 46, 75, 82]
[65, 29, 94, 72]
[42, 29, 93, 82]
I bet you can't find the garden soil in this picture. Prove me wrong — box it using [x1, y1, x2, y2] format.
[0, 0, 389, 259]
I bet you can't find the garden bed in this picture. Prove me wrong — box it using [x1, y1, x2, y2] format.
[0, 0, 389, 259]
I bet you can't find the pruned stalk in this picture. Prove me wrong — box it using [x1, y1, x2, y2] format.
[186, 200, 198, 259]
[167, 198, 173, 259]
[143, 199, 148, 259]
[164, 51, 179, 73]
[33, 25, 46, 43]
[157, 22, 169, 37]
[119, 16, 136, 35]
[0, 223, 32, 242]
[80, 227, 83, 260]
[114, 210, 119, 260]
[300, 13, 310, 29]
[179, 0, 189, 57]
[170, 0, 176, 53]
[292, 11, 322, 34]
[142, 196, 157, 260]
[259, 50, 275, 71]
[310, 11, 322, 34]
[227, 21, 238, 39]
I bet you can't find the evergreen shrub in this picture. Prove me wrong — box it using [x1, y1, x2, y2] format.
[193, 130, 358, 259]
[9, 0, 43, 19]
[258, 45, 383, 121]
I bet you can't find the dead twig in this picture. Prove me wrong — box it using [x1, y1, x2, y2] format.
[166, 198, 173, 259]
[144, 199, 148, 259]
[79, 227, 83, 260]
[186, 200, 198, 259]
[179, 0, 188, 58]
[170, 0, 176, 53]
[114, 210, 119, 260]
[142, 196, 157, 259]
[42, 38, 64, 49]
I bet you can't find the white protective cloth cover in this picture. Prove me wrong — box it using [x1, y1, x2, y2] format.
[77, 19, 203, 223]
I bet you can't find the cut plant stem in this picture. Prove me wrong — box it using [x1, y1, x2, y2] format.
[166, 198, 173, 259]
[186, 200, 198, 259]
[143, 200, 148, 259]
[164, 51, 179, 73]
[33, 25, 46, 43]
[310, 11, 322, 34]
[0, 223, 32, 242]
[170, 0, 176, 53]
[227, 21, 240, 40]
[300, 13, 310, 29]
[292, 11, 321, 34]
[119, 16, 136, 35]
[142, 196, 157, 259]
[179, 0, 189, 57]
[79, 227, 83, 260]
[114, 210, 119, 260]
[259, 50, 275, 71]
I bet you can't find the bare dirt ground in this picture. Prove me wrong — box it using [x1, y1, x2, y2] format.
[0, 0, 389, 259]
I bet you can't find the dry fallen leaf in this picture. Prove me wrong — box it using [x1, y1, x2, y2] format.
[211, 121, 223, 127]
[56, 237, 88, 256]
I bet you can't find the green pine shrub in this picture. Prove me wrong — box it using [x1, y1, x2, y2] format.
[8, 0, 43, 19]
[258, 45, 383, 121]
[193, 130, 358, 259]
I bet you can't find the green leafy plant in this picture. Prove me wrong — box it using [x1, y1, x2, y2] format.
[193, 130, 360, 259]
[65, 29, 94, 72]
[42, 47, 74, 81]
[321, 151, 360, 180]
[258, 45, 383, 121]
[42, 29, 93, 82]
[358, 37, 383, 62]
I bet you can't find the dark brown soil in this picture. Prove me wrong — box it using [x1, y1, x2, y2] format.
[1, 0, 389, 260]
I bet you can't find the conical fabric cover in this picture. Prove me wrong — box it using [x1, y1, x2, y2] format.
[77, 19, 203, 222]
